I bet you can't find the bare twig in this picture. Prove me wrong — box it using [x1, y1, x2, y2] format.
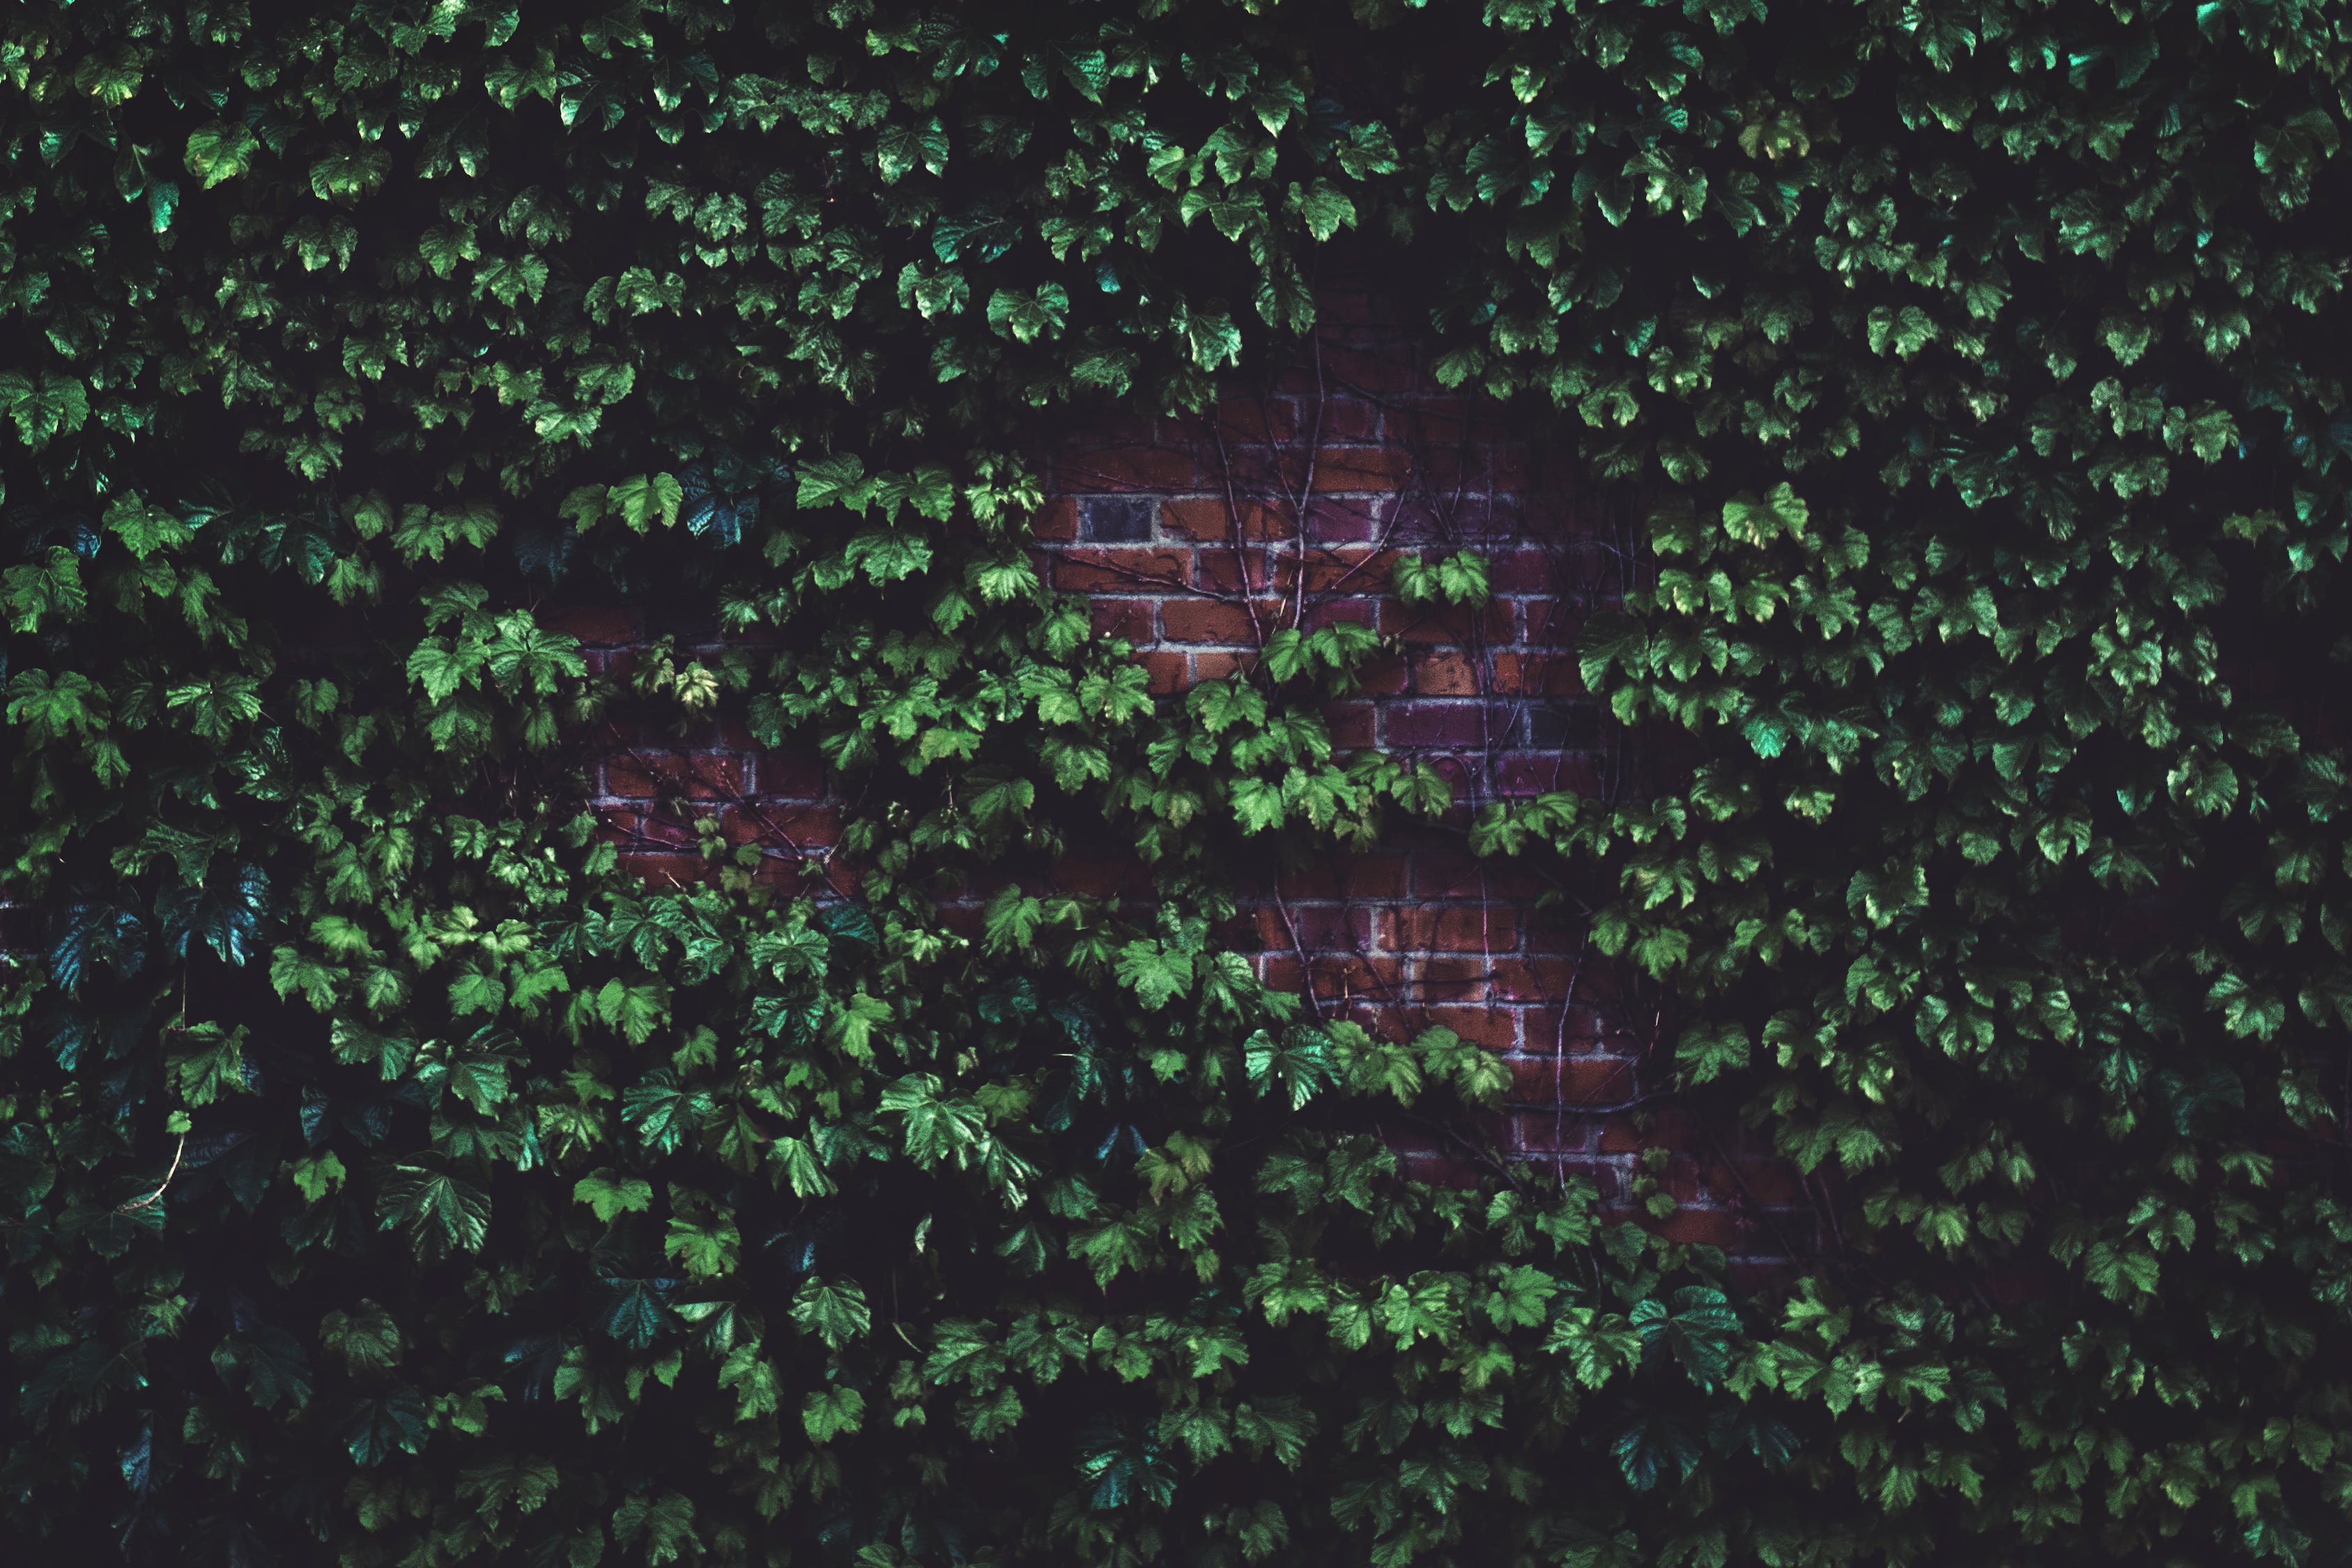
[1270, 875, 1323, 1025]
[117, 1133, 187, 1214]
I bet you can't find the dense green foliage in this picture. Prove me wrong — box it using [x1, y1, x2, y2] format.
[5, 1, 2352, 1565]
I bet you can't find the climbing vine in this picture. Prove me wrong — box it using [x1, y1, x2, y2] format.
[6, 2, 2352, 1566]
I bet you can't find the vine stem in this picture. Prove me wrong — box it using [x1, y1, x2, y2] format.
[1270, 875, 1322, 1024]
[117, 1132, 187, 1214]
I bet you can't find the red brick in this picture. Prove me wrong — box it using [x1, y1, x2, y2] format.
[1395, 905, 1520, 952]
[1031, 497, 1079, 541]
[1416, 957, 1576, 1004]
[1305, 953, 1402, 1004]
[1192, 651, 1252, 683]
[1508, 1052, 1638, 1107]
[722, 803, 841, 849]
[1300, 546, 1397, 593]
[1310, 446, 1416, 492]
[1490, 652, 1582, 696]
[1487, 959, 1578, 1001]
[1727, 1158, 1806, 1207]
[1519, 1006, 1608, 1053]
[1191, 552, 1261, 595]
[1305, 495, 1390, 544]
[1314, 397, 1383, 441]
[1354, 654, 1408, 696]
[1412, 956, 1498, 1001]
[1091, 598, 1157, 642]
[1496, 753, 1604, 799]
[1323, 700, 1376, 748]
[1141, 651, 1188, 694]
[1391, 599, 1515, 645]
[1244, 902, 1378, 953]
[1418, 1004, 1517, 1052]
[1654, 1208, 1739, 1250]
[634, 808, 701, 847]
[1413, 650, 1482, 695]
[1212, 398, 1300, 443]
[1162, 598, 1268, 645]
[1302, 597, 1376, 629]
[1600, 1107, 1709, 1156]
[1052, 547, 1192, 594]
[1383, 701, 1485, 748]
[615, 850, 705, 885]
[1598, 1118, 1645, 1155]
[1668, 1155, 1725, 1204]
[1162, 496, 1285, 542]
[607, 753, 747, 801]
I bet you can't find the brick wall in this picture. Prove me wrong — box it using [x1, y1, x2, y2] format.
[576, 292, 1813, 1268]
[0, 292, 1807, 1268]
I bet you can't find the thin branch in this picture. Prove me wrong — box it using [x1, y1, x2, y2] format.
[116, 1133, 187, 1214]
[1270, 875, 1323, 1025]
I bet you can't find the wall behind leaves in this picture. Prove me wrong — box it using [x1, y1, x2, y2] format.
[5, 3, 2352, 1567]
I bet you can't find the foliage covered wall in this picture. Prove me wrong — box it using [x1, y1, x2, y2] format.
[6, 1, 2352, 1565]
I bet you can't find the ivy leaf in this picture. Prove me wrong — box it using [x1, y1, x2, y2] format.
[341, 1387, 429, 1467]
[376, 1164, 493, 1263]
[1075, 1418, 1178, 1510]
[574, 1169, 654, 1223]
[47, 895, 146, 996]
[599, 1275, 677, 1348]
[320, 1301, 403, 1373]
[1115, 940, 1194, 1010]
[609, 473, 684, 532]
[1720, 483, 1809, 545]
[797, 454, 872, 512]
[184, 121, 261, 187]
[623, 1070, 705, 1154]
[790, 1277, 870, 1349]
[666, 1208, 742, 1277]
[0, 374, 87, 452]
[1630, 1287, 1740, 1388]
[158, 861, 270, 965]
[1245, 1027, 1337, 1111]
[1613, 1409, 1705, 1491]
[801, 1384, 866, 1442]
[210, 1325, 313, 1410]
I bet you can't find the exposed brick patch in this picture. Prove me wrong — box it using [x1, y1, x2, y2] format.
[0, 294, 1800, 1263]
[557, 298, 1799, 1259]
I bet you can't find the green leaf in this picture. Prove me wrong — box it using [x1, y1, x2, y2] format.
[184, 121, 261, 188]
[610, 473, 685, 531]
[574, 1169, 654, 1223]
[801, 1384, 866, 1442]
[1116, 941, 1194, 1010]
[376, 1165, 493, 1262]
[790, 1278, 870, 1350]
